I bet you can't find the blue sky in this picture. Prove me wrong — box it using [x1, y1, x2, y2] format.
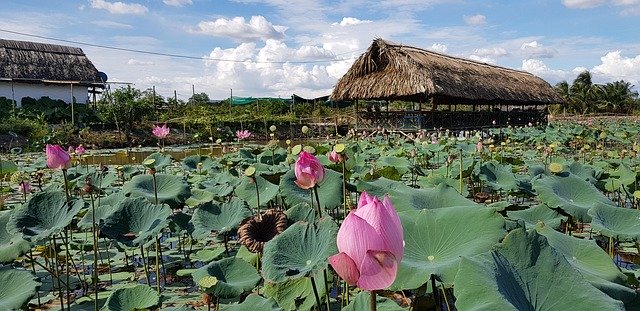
[1, 0, 639, 100]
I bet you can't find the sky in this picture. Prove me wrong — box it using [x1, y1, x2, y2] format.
[1, 0, 639, 100]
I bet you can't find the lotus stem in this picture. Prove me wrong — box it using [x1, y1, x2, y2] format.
[152, 172, 158, 205]
[342, 161, 348, 221]
[52, 237, 66, 311]
[310, 275, 322, 310]
[459, 149, 463, 194]
[431, 274, 439, 311]
[29, 248, 41, 307]
[155, 237, 161, 294]
[60, 231, 71, 310]
[255, 177, 261, 218]
[441, 284, 451, 311]
[323, 269, 331, 311]
[103, 238, 113, 285]
[140, 245, 151, 286]
[89, 193, 100, 310]
[313, 187, 322, 218]
[157, 236, 167, 286]
[370, 290, 376, 311]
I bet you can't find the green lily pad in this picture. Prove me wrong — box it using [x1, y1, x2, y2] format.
[220, 294, 283, 311]
[533, 173, 615, 222]
[192, 257, 261, 299]
[0, 160, 18, 177]
[8, 191, 84, 242]
[392, 206, 506, 290]
[100, 197, 172, 247]
[262, 218, 338, 282]
[454, 228, 625, 311]
[123, 173, 191, 208]
[190, 199, 252, 240]
[343, 291, 406, 311]
[0, 211, 31, 263]
[182, 155, 219, 172]
[143, 152, 173, 170]
[191, 247, 226, 263]
[479, 161, 518, 192]
[185, 188, 215, 207]
[263, 276, 326, 311]
[507, 204, 567, 230]
[235, 175, 279, 208]
[279, 169, 343, 211]
[376, 156, 411, 176]
[100, 284, 160, 311]
[0, 267, 40, 310]
[588, 205, 640, 242]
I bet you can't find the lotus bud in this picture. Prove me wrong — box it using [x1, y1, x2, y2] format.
[301, 125, 309, 134]
[294, 151, 325, 189]
[270, 125, 277, 132]
[46, 144, 71, 170]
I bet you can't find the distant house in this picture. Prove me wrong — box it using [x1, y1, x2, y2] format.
[0, 39, 104, 107]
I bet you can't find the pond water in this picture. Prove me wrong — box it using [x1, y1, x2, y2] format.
[83, 145, 224, 166]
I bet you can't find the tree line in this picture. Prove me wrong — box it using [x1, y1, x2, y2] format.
[554, 71, 639, 115]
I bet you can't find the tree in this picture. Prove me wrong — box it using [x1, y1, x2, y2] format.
[188, 92, 210, 105]
[98, 86, 156, 141]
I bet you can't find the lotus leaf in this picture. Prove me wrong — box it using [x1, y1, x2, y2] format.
[479, 161, 518, 192]
[143, 152, 173, 170]
[100, 284, 160, 311]
[343, 291, 406, 311]
[123, 173, 191, 208]
[262, 218, 338, 282]
[100, 197, 172, 247]
[263, 276, 326, 311]
[589, 205, 640, 242]
[0, 160, 17, 177]
[376, 156, 411, 175]
[190, 199, 252, 239]
[8, 191, 84, 242]
[279, 169, 343, 210]
[533, 173, 615, 222]
[185, 188, 215, 207]
[0, 211, 31, 263]
[220, 294, 283, 311]
[392, 206, 506, 289]
[182, 154, 219, 172]
[192, 257, 261, 298]
[235, 175, 279, 208]
[0, 267, 40, 310]
[507, 204, 567, 230]
[454, 228, 625, 311]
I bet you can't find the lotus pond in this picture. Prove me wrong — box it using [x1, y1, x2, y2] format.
[2, 120, 640, 310]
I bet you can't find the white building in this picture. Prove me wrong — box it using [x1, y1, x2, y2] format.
[0, 39, 104, 107]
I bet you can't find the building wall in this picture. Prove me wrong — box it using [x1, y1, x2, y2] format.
[0, 81, 89, 108]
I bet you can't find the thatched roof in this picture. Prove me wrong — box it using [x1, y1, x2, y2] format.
[0, 39, 102, 84]
[331, 38, 563, 105]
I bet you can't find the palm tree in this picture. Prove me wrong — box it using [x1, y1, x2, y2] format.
[570, 71, 599, 114]
[597, 80, 638, 113]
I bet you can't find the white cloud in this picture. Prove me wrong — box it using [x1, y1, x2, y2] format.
[163, 0, 193, 7]
[127, 58, 154, 66]
[429, 43, 448, 53]
[469, 55, 497, 64]
[190, 16, 286, 42]
[91, 20, 133, 29]
[520, 40, 556, 58]
[473, 47, 507, 58]
[463, 14, 486, 26]
[521, 59, 573, 82]
[592, 51, 640, 85]
[333, 17, 373, 26]
[613, 0, 640, 5]
[561, 0, 606, 8]
[89, 0, 148, 15]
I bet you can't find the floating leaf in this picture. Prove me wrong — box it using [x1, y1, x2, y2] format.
[262, 218, 338, 282]
[280, 169, 343, 211]
[123, 173, 191, 208]
[100, 284, 160, 311]
[392, 207, 506, 290]
[0, 211, 31, 263]
[0, 267, 39, 310]
[220, 294, 283, 311]
[454, 228, 625, 311]
[589, 205, 640, 242]
[192, 257, 261, 299]
[100, 197, 172, 247]
[143, 152, 172, 170]
[235, 175, 279, 208]
[191, 199, 252, 240]
[8, 191, 84, 242]
[507, 204, 567, 230]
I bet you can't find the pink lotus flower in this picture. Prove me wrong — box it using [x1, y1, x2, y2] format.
[476, 141, 483, 153]
[152, 124, 170, 139]
[328, 151, 344, 163]
[329, 192, 404, 290]
[294, 151, 325, 189]
[75, 144, 86, 155]
[236, 129, 251, 140]
[46, 144, 71, 170]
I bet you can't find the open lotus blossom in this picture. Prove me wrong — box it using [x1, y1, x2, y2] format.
[152, 124, 170, 139]
[294, 151, 325, 189]
[236, 129, 251, 140]
[46, 144, 71, 170]
[75, 144, 86, 155]
[329, 191, 404, 290]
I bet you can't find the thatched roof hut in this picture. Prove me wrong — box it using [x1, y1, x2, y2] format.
[0, 39, 102, 84]
[331, 38, 563, 105]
